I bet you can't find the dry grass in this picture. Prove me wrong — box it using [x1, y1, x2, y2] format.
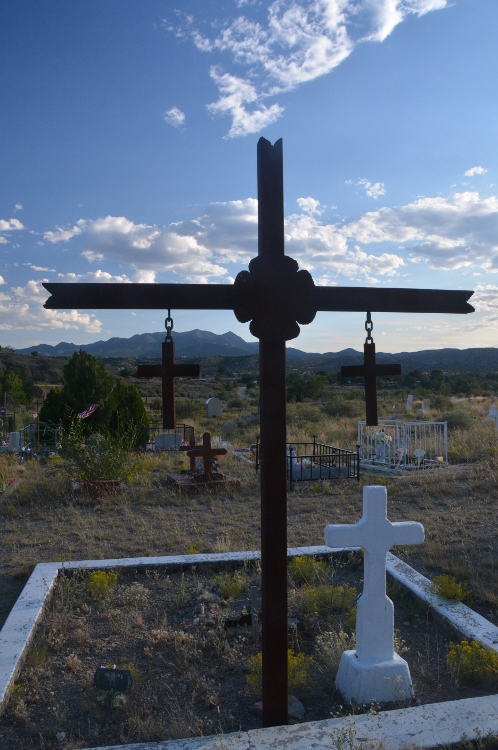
[1, 406, 498, 623]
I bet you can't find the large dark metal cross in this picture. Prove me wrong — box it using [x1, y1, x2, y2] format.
[136, 334, 199, 430]
[43, 138, 474, 728]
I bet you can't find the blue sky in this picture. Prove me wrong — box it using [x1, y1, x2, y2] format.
[1, 0, 497, 353]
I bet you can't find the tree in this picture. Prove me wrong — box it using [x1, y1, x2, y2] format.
[39, 351, 148, 440]
[1, 370, 26, 405]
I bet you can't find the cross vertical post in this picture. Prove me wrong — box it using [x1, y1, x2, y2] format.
[257, 138, 288, 726]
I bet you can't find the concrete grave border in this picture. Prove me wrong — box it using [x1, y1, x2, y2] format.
[1, 547, 498, 749]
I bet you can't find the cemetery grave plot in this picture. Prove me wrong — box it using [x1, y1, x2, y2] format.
[358, 420, 448, 471]
[253, 437, 360, 489]
[3, 554, 497, 750]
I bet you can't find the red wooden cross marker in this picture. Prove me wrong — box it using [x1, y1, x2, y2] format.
[179, 432, 197, 471]
[137, 338, 199, 430]
[187, 432, 226, 480]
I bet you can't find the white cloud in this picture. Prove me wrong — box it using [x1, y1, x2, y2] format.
[297, 197, 322, 216]
[0, 280, 102, 333]
[357, 178, 386, 199]
[44, 220, 85, 243]
[164, 106, 186, 128]
[0, 237, 8, 245]
[54, 270, 133, 284]
[285, 211, 404, 279]
[0, 276, 5, 284]
[343, 191, 498, 270]
[169, 0, 449, 136]
[471, 284, 498, 312]
[465, 166, 488, 177]
[42, 180, 498, 291]
[14, 204, 23, 212]
[23, 264, 56, 272]
[207, 67, 283, 137]
[0, 218, 24, 231]
[76, 214, 230, 282]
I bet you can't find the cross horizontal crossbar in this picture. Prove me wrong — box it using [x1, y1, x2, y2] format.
[43, 283, 474, 315]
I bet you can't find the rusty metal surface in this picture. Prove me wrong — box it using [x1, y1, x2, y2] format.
[43, 282, 235, 311]
[186, 431, 226, 481]
[315, 286, 474, 314]
[341, 342, 401, 426]
[136, 340, 199, 429]
[43, 281, 474, 318]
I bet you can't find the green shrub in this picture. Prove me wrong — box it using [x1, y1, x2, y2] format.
[246, 649, 314, 697]
[212, 571, 247, 600]
[291, 584, 356, 614]
[432, 574, 468, 601]
[443, 410, 473, 431]
[447, 640, 498, 685]
[87, 570, 118, 600]
[288, 555, 328, 585]
[345, 606, 356, 631]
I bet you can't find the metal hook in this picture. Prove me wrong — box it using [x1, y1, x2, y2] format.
[364, 311, 373, 344]
[165, 310, 173, 342]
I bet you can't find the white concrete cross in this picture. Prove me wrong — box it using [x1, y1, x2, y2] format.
[325, 485, 424, 703]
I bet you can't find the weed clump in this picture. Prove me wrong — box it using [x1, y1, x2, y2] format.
[246, 649, 314, 697]
[447, 640, 498, 685]
[87, 570, 118, 600]
[212, 571, 247, 600]
[432, 574, 469, 601]
[291, 583, 356, 615]
[288, 555, 328, 585]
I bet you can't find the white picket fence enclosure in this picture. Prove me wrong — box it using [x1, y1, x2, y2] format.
[357, 420, 448, 469]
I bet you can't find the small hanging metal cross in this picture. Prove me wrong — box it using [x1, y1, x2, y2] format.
[137, 311, 200, 430]
[341, 312, 401, 426]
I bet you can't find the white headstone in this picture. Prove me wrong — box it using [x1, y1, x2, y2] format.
[8, 432, 20, 451]
[155, 433, 183, 451]
[205, 397, 223, 418]
[324, 485, 424, 704]
[487, 405, 497, 421]
[420, 401, 426, 413]
[406, 395, 413, 412]
[451, 397, 458, 405]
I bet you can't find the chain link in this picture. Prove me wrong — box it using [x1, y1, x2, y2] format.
[364, 311, 373, 344]
[165, 310, 174, 342]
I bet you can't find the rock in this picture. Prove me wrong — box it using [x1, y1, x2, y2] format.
[251, 696, 305, 721]
[288, 695, 305, 721]
[56, 732, 66, 742]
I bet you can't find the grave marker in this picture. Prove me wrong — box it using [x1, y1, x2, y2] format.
[206, 397, 223, 418]
[187, 431, 226, 481]
[44, 138, 474, 727]
[341, 313, 401, 426]
[137, 315, 199, 429]
[325, 485, 424, 704]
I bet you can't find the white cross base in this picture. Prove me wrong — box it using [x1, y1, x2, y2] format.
[325, 485, 424, 705]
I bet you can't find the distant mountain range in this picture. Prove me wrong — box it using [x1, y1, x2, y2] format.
[14, 330, 498, 372]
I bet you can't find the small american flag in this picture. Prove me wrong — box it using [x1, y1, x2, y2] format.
[77, 404, 99, 419]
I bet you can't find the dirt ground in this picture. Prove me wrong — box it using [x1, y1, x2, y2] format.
[1, 451, 498, 748]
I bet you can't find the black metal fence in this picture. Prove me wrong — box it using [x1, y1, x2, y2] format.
[256, 435, 360, 489]
[142, 423, 194, 450]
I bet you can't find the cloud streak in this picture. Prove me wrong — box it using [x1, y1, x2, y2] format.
[168, 0, 449, 137]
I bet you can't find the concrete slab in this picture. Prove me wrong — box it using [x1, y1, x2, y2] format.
[80, 694, 498, 750]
